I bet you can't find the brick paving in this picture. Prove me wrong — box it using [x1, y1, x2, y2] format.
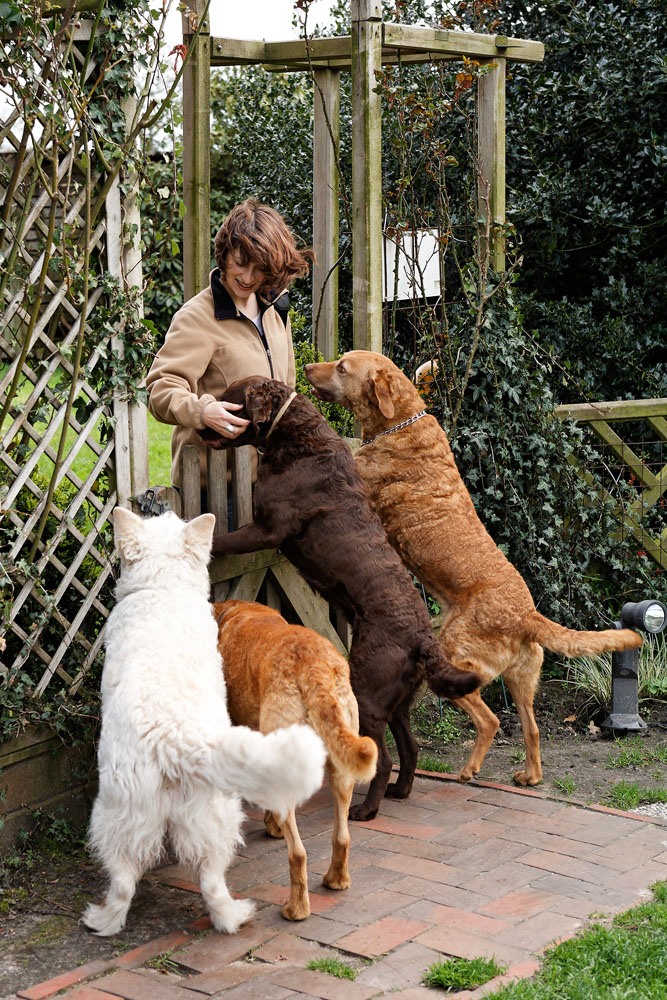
[15, 771, 667, 1000]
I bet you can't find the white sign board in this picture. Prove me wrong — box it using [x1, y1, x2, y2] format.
[383, 229, 442, 302]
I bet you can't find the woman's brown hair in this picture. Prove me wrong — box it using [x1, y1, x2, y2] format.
[214, 199, 314, 298]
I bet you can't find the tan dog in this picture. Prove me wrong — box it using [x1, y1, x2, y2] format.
[213, 599, 377, 920]
[305, 350, 642, 787]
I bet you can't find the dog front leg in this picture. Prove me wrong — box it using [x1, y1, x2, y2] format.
[212, 520, 285, 556]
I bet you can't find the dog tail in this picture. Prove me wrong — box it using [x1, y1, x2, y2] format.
[522, 612, 642, 657]
[420, 635, 481, 699]
[299, 675, 378, 783]
[203, 724, 327, 822]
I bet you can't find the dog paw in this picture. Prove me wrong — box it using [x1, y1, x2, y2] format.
[281, 898, 310, 921]
[384, 782, 411, 799]
[348, 803, 377, 822]
[323, 870, 351, 891]
[81, 903, 125, 937]
[513, 769, 542, 787]
[210, 897, 255, 934]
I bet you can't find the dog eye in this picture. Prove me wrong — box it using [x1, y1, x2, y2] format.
[336, 362, 346, 375]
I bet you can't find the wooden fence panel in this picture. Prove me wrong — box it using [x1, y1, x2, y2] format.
[555, 399, 667, 570]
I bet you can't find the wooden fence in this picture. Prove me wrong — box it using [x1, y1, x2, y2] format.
[555, 398, 667, 571]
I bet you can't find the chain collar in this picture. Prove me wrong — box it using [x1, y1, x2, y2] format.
[362, 409, 428, 447]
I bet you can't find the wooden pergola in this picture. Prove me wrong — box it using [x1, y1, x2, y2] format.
[181, 1, 543, 360]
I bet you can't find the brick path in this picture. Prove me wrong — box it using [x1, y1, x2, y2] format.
[16, 771, 667, 1000]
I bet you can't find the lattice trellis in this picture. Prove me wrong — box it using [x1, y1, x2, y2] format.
[0, 21, 147, 696]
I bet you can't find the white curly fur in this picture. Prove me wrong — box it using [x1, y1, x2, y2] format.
[83, 508, 326, 937]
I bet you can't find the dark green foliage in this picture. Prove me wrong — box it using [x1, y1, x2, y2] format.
[501, 0, 667, 402]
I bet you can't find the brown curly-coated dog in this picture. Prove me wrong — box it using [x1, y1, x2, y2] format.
[200, 375, 480, 821]
[306, 350, 642, 787]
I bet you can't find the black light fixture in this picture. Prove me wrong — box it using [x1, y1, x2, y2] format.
[601, 600, 667, 734]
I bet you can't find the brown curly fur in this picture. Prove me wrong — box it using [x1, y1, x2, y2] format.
[200, 376, 480, 820]
[305, 350, 642, 787]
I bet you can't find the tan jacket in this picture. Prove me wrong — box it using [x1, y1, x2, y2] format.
[146, 269, 296, 487]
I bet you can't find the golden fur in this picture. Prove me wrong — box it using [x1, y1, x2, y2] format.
[305, 350, 642, 786]
[213, 599, 377, 920]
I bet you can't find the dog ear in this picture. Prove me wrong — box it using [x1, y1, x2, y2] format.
[184, 512, 216, 561]
[368, 373, 395, 419]
[112, 506, 144, 562]
[245, 385, 274, 430]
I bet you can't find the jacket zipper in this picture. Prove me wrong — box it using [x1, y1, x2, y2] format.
[241, 315, 274, 379]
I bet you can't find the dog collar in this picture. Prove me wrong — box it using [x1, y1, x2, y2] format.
[362, 409, 428, 447]
[265, 391, 297, 440]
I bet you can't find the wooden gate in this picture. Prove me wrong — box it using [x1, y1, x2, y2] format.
[153, 444, 349, 655]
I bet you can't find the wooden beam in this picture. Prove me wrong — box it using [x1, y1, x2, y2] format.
[351, 0, 383, 353]
[183, 2, 211, 302]
[210, 27, 544, 69]
[209, 548, 284, 584]
[264, 36, 352, 63]
[270, 561, 347, 654]
[210, 37, 266, 65]
[263, 52, 460, 72]
[477, 57, 506, 273]
[382, 23, 544, 63]
[554, 399, 667, 422]
[312, 68, 340, 361]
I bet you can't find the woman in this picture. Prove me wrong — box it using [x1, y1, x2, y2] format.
[146, 199, 313, 493]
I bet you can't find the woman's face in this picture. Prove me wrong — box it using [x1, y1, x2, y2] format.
[222, 248, 267, 304]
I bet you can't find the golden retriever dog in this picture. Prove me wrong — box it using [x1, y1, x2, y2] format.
[305, 351, 642, 787]
[213, 599, 378, 920]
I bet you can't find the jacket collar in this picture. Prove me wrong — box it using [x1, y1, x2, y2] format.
[210, 268, 287, 321]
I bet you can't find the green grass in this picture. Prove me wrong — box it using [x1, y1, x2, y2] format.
[147, 411, 173, 485]
[488, 881, 667, 998]
[566, 636, 667, 711]
[552, 775, 577, 797]
[2, 372, 174, 489]
[306, 957, 357, 980]
[422, 955, 506, 990]
[606, 736, 667, 770]
[604, 781, 667, 811]
[417, 754, 451, 773]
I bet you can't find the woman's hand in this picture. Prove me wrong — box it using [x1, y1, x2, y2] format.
[202, 400, 250, 438]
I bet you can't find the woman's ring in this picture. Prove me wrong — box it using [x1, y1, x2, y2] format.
[225, 423, 234, 433]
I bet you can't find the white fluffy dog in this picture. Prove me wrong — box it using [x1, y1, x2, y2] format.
[83, 508, 326, 937]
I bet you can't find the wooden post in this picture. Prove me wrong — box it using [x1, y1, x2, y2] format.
[477, 56, 506, 273]
[312, 68, 340, 361]
[107, 91, 148, 506]
[182, 1, 211, 301]
[351, 0, 383, 353]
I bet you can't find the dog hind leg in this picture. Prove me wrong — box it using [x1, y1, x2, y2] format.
[385, 699, 417, 799]
[452, 687, 500, 783]
[82, 857, 141, 936]
[503, 644, 543, 786]
[348, 717, 392, 822]
[278, 809, 310, 921]
[323, 761, 353, 891]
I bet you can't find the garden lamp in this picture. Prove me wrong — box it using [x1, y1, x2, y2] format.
[601, 600, 667, 734]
